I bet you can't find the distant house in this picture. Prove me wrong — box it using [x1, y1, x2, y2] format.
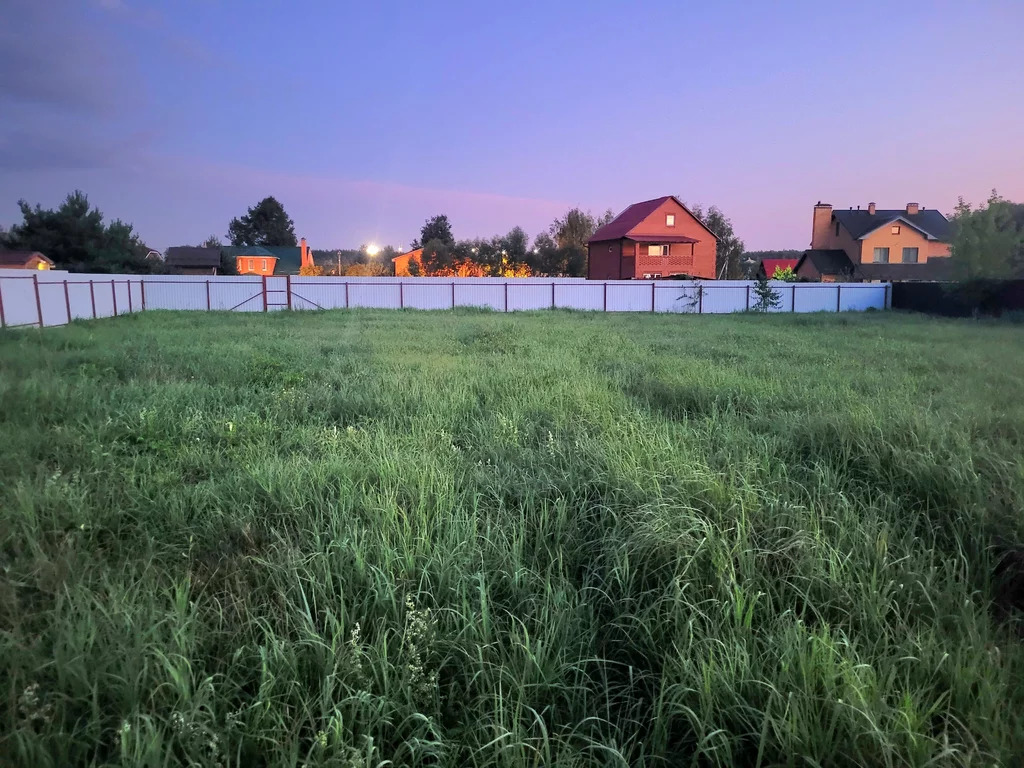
[225, 238, 314, 276]
[757, 258, 799, 278]
[587, 196, 718, 279]
[0, 250, 55, 270]
[392, 248, 423, 276]
[163, 247, 222, 275]
[796, 202, 953, 282]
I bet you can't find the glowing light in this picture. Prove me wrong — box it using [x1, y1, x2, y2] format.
[366, 244, 380, 257]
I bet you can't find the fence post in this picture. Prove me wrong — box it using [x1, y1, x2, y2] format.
[836, 284, 842, 312]
[399, 281, 404, 309]
[64, 280, 72, 323]
[651, 281, 656, 312]
[504, 282, 508, 312]
[141, 280, 147, 310]
[33, 273, 43, 327]
[603, 282, 607, 312]
[551, 282, 556, 309]
[127, 281, 134, 313]
[261, 277, 267, 312]
[111, 281, 118, 316]
[792, 284, 796, 312]
[344, 281, 349, 309]
[206, 280, 212, 311]
[0, 280, 5, 328]
[451, 282, 456, 309]
[286, 274, 292, 310]
[89, 280, 96, 318]
[698, 284, 704, 314]
[745, 284, 750, 311]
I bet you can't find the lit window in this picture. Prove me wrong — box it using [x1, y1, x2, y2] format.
[666, 214, 675, 227]
[891, 225, 901, 235]
[902, 247, 919, 263]
[648, 244, 669, 256]
[873, 247, 890, 263]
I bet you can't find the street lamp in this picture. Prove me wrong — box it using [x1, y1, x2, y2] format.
[366, 244, 380, 257]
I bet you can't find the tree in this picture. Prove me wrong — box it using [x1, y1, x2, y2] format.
[498, 226, 529, 261]
[227, 197, 297, 247]
[201, 235, 222, 248]
[419, 215, 454, 248]
[550, 208, 596, 250]
[771, 266, 798, 282]
[687, 203, 745, 279]
[751, 273, 781, 312]
[299, 264, 325, 276]
[420, 238, 453, 275]
[950, 191, 1024, 281]
[3, 190, 159, 273]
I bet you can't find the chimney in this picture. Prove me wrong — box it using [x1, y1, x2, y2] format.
[300, 237, 312, 269]
[811, 202, 833, 248]
[906, 202, 920, 215]
[867, 202, 876, 215]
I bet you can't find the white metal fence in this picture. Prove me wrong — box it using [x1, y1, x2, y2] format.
[0, 271, 890, 329]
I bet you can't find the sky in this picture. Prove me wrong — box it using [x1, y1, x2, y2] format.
[2, 1, 1023, 253]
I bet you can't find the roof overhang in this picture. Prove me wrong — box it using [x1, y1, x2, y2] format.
[625, 234, 699, 244]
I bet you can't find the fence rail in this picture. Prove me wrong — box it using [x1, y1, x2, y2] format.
[0, 271, 890, 329]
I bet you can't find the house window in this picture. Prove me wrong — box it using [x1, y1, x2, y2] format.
[666, 214, 675, 227]
[902, 247, 919, 263]
[608, 245, 613, 252]
[873, 247, 890, 263]
[248, 258, 255, 272]
[891, 225, 901, 235]
[648, 244, 669, 256]
[261, 259, 268, 272]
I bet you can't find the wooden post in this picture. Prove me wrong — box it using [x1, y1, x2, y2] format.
[206, 280, 212, 311]
[745, 284, 750, 311]
[89, 280, 96, 318]
[261, 277, 267, 312]
[698, 284, 704, 314]
[603, 282, 607, 312]
[504, 282, 508, 312]
[836, 284, 842, 312]
[111, 280, 118, 316]
[651, 281, 656, 312]
[141, 280, 147, 310]
[286, 274, 292, 310]
[33, 274, 43, 327]
[63, 280, 72, 323]
[399, 280, 404, 309]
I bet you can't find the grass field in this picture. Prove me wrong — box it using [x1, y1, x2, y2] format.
[2, 309, 1024, 767]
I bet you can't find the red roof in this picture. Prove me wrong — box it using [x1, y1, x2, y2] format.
[761, 258, 799, 275]
[589, 196, 672, 242]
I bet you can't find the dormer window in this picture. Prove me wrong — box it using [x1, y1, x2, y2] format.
[665, 214, 675, 227]
[891, 225, 901, 235]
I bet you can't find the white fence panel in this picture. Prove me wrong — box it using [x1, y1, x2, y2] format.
[556, 282, 604, 311]
[841, 284, 887, 311]
[702, 283, 750, 314]
[455, 282, 504, 310]
[794, 284, 839, 313]
[508, 283, 554, 310]
[607, 282, 654, 312]
[347, 281, 401, 309]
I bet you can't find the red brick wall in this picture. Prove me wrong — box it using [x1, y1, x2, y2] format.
[630, 199, 717, 278]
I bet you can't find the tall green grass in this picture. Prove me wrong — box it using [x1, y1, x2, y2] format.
[1, 309, 1023, 767]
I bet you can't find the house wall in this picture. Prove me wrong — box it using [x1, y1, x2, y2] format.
[630, 198, 717, 278]
[587, 240, 624, 279]
[393, 249, 423, 277]
[795, 260, 821, 281]
[857, 226, 950, 264]
[236, 256, 278, 275]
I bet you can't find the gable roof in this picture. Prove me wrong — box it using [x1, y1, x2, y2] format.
[589, 195, 719, 243]
[833, 208, 952, 241]
[0, 250, 54, 267]
[223, 245, 302, 273]
[796, 249, 854, 275]
[164, 247, 222, 268]
[393, 248, 423, 263]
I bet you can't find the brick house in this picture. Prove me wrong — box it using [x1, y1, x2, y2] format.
[587, 196, 717, 279]
[796, 202, 953, 282]
[392, 248, 423, 276]
[0, 250, 55, 270]
[227, 238, 314, 276]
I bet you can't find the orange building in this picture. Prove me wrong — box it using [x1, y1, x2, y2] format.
[0, 250, 54, 270]
[233, 238, 314, 275]
[392, 248, 423, 276]
[797, 202, 953, 281]
[586, 196, 718, 279]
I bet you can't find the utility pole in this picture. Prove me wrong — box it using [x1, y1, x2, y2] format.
[336, 250, 341, 276]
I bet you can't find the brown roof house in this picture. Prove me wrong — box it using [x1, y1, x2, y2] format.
[0, 250, 55, 270]
[587, 196, 717, 279]
[164, 247, 222, 275]
[796, 202, 953, 282]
